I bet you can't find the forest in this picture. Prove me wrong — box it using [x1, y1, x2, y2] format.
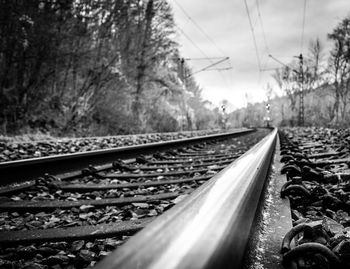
[0, 0, 225, 136]
[0, 0, 349, 136]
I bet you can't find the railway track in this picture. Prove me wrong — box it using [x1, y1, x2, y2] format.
[0, 129, 225, 163]
[91, 127, 350, 269]
[0, 128, 273, 269]
[2, 126, 350, 269]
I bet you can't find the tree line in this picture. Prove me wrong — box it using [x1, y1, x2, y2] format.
[269, 14, 350, 127]
[228, 14, 350, 128]
[0, 0, 225, 136]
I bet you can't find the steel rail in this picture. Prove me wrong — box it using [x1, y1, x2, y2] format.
[94, 128, 277, 269]
[0, 129, 253, 185]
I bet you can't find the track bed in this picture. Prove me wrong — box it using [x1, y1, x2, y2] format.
[0, 129, 270, 269]
[279, 127, 350, 269]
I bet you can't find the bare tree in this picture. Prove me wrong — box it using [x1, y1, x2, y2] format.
[305, 38, 326, 91]
[272, 66, 299, 114]
[327, 16, 350, 123]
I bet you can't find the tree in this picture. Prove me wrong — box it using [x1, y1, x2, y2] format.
[0, 0, 221, 135]
[327, 16, 350, 124]
[0, 0, 73, 132]
[272, 65, 299, 124]
[307, 38, 325, 89]
[271, 38, 326, 126]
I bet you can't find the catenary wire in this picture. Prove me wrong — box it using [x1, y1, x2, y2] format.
[175, 20, 232, 93]
[243, 0, 262, 72]
[300, 0, 307, 53]
[172, 0, 234, 92]
[256, 0, 269, 56]
[175, 25, 212, 60]
[173, 0, 228, 57]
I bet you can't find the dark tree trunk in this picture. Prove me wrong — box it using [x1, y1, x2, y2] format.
[133, 0, 154, 126]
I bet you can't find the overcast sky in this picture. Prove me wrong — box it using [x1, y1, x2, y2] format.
[170, 0, 350, 110]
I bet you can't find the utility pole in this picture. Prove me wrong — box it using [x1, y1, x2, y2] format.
[177, 57, 232, 130]
[221, 105, 227, 130]
[297, 54, 304, 126]
[179, 58, 185, 82]
[265, 103, 271, 128]
[178, 58, 186, 131]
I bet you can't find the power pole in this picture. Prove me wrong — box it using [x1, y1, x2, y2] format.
[297, 54, 304, 126]
[177, 57, 232, 130]
[178, 58, 186, 131]
[265, 103, 271, 127]
[221, 105, 227, 130]
[178, 58, 185, 81]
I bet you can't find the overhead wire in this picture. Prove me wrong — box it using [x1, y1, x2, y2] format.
[172, 0, 233, 93]
[255, 0, 273, 81]
[256, 0, 269, 58]
[243, 0, 262, 72]
[173, 0, 227, 58]
[188, 57, 230, 77]
[300, 0, 307, 53]
[184, 57, 228, 61]
[175, 24, 212, 60]
[175, 24, 231, 88]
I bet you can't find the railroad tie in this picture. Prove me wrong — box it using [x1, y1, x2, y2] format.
[0, 192, 180, 212]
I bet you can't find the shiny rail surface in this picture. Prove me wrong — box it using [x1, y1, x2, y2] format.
[0, 129, 253, 185]
[95, 129, 277, 269]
